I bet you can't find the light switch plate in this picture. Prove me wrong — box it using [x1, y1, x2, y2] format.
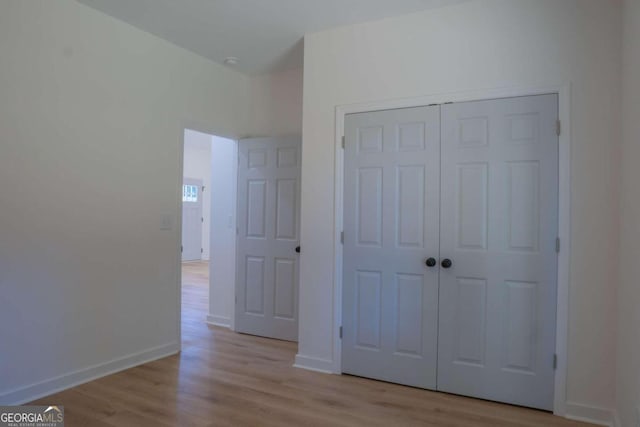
[160, 213, 174, 230]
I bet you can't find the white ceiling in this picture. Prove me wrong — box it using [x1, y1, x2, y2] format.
[77, 0, 467, 75]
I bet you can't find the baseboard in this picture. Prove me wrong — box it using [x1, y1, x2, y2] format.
[612, 410, 621, 427]
[206, 315, 231, 328]
[565, 402, 618, 427]
[0, 342, 180, 405]
[293, 354, 335, 374]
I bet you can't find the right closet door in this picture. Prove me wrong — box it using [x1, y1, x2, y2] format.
[437, 94, 559, 410]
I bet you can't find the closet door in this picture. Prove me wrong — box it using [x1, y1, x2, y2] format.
[437, 94, 559, 410]
[342, 106, 441, 389]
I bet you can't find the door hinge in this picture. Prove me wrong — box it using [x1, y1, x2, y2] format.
[201, 217, 204, 223]
[341, 135, 345, 149]
[556, 237, 561, 253]
[556, 119, 561, 136]
[340, 231, 344, 244]
[339, 326, 343, 339]
[553, 353, 558, 370]
[202, 185, 205, 192]
[201, 248, 204, 253]
[181, 246, 183, 253]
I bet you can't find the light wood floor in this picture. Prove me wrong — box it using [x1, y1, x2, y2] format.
[31, 261, 590, 426]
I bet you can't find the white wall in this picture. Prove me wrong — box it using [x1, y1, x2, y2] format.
[248, 67, 304, 137]
[0, 0, 250, 403]
[183, 129, 213, 260]
[207, 136, 238, 328]
[617, 0, 640, 426]
[299, 0, 621, 420]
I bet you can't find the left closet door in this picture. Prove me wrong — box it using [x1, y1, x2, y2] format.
[342, 105, 441, 389]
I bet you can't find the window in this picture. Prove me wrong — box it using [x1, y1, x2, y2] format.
[182, 184, 198, 202]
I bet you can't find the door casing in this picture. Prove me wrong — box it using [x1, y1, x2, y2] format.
[176, 124, 241, 349]
[332, 85, 571, 416]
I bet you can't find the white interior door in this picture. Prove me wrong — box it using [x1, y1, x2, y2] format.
[437, 94, 558, 410]
[182, 177, 203, 262]
[342, 106, 441, 389]
[235, 137, 300, 341]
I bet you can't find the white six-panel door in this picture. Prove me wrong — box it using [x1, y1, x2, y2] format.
[438, 94, 558, 410]
[342, 94, 559, 410]
[236, 137, 300, 342]
[342, 106, 441, 389]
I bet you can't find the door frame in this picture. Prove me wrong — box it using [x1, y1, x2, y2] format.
[332, 84, 571, 416]
[176, 122, 240, 349]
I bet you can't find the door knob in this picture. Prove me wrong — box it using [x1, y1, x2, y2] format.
[425, 257, 437, 267]
[441, 258, 452, 269]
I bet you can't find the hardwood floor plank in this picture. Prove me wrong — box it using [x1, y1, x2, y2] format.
[28, 261, 591, 426]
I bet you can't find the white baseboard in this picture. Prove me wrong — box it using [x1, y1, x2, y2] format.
[0, 342, 180, 405]
[612, 410, 621, 427]
[293, 354, 335, 374]
[206, 315, 231, 328]
[566, 402, 618, 427]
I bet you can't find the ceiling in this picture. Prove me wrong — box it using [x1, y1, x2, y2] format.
[77, 0, 467, 75]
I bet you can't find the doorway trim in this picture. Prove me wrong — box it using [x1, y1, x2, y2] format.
[332, 84, 571, 416]
[177, 122, 240, 348]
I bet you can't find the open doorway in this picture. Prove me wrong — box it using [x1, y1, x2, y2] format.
[181, 128, 237, 329]
[181, 129, 213, 324]
[180, 129, 301, 342]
